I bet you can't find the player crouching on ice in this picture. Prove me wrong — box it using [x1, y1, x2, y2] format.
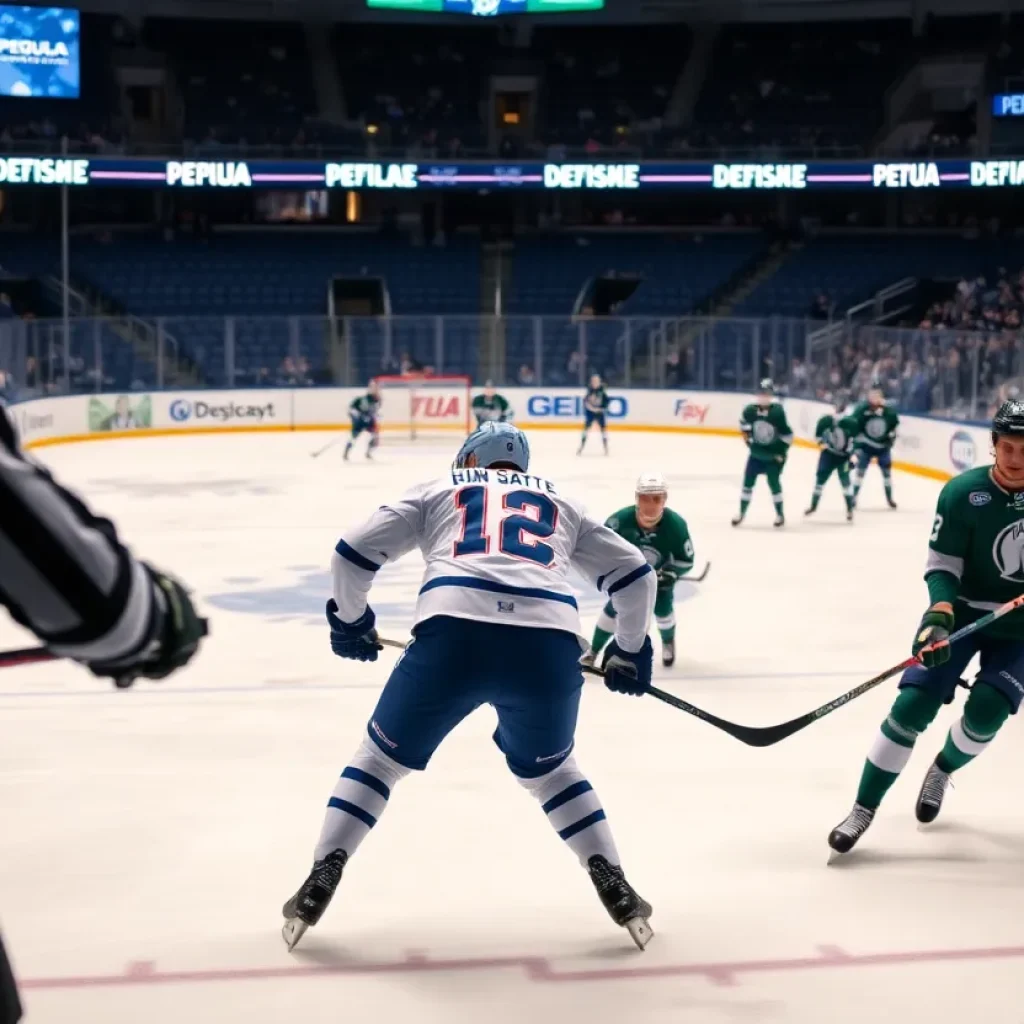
[828, 400, 1024, 856]
[283, 421, 658, 950]
[584, 472, 695, 669]
[344, 381, 381, 461]
[732, 379, 793, 528]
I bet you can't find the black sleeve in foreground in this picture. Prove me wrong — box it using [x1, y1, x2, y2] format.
[0, 404, 158, 663]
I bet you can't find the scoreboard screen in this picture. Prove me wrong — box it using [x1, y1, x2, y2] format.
[366, 0, 605, 13]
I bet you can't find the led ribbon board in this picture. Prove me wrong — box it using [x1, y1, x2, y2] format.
[366, 0, 605, 12]
[2, 157, 1024, 189]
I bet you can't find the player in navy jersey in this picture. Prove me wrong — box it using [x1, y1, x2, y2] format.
[344, 381, 381, 461]
[282, 422, 657, 951]
[578, 374, 610, 456]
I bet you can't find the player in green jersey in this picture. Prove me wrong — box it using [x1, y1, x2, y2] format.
[472, 382, 514, 427]
[805, 392, 857, 522]
[344, 382, 381, 461]
[829, 400, 1024, 855]
[851, 386, 899, 509]
[584, 472, 695, 669]
[732, 379, 793, 529]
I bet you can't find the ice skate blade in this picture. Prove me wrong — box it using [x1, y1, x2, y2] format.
[282, 918, 308, 951]
[626, 917, 654, 950]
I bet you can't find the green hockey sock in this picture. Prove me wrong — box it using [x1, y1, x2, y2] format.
[935, 687, 1010, 773]
[855, 715, 914, 809]
[659, 626, 676, 644]
[854, 689, 943, 808]
[738, 495, 751, 516]
[591, 626, 612, 654]
[883, 474, 893, 500]
[772, 495, 783, 514]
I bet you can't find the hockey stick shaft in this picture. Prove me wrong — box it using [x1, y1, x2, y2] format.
[0, 647, 58, 669]
[381, 591, 1024, 749]
[311, 435, 344, 458]
[641, 591, 1024, 748]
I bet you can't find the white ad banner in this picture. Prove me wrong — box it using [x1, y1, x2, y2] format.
[9, 386, 993, 481]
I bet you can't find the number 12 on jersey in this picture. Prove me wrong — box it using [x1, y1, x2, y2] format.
[453, 486, 558, 566]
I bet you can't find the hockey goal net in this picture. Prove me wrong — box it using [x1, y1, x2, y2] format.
[372, 374, 472, 441]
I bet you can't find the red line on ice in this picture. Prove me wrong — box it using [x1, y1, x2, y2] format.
[19, 942, 1024, 992]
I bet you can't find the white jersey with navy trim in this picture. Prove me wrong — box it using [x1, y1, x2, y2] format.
[332, 467, 655, 651]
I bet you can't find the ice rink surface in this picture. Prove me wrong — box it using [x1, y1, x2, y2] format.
[3, 429, 1024, 1024]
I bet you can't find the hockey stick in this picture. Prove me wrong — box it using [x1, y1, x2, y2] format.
[311, 435, 344, 459]
[381, 591, 1023, 749]
[686, 561, 711, 583]
[600, 592, 1024, 748]
[0, 619, 211, 688]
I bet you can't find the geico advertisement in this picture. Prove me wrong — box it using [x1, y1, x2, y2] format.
[166, 397, 277, 425]
[524, 394, 629, 419]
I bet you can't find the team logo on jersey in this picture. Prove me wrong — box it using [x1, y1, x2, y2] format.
[865, 417, 887, 440]
[969, 491, 992, 507]
[639, 545, 661, 567]
[751, 421, 777, 444]
[992, 520, 1024, 581]
[497, 600, 515, 613]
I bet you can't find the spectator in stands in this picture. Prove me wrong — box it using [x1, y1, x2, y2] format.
[517, 364, 536, 386]
[399, 352, 423, 376]
[808, 293, 831, 321]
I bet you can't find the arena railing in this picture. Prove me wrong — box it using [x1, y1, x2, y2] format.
[0, 314, 1014, 424]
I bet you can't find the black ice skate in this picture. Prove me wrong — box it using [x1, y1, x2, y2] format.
[587, 855, 653, 950]
[827, 803, 876, 858]
[281, 849, 348, 950]
[343, 445, 352, 461]
[846, 508, 854, 522]
[731, 514, 744, 527]
[579, 649, 597, 671]
[804, 505, 817, 516]
[915, 762, 951, 824]
[773, 513, 785, 528]
[662, 639, 675, 668]
[886, 497, 898, 510]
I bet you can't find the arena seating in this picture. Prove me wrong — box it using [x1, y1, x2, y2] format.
[70, 235, 482, 386]
[533, 25, 691, 152]
[145, 18, 317, 146]
[692, 21, 912, 154]
[737, 238, 1024, 319]
[333, 24, 497, 154]
[505, 233, 764, 382]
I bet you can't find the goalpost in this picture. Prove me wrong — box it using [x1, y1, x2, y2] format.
[372, 374, 473, 441]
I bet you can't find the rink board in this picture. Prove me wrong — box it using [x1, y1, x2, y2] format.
[9, 386, 987, 481]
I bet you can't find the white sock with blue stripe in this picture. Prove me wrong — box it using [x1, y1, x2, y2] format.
[518, 756, 620, 866]
[314, 738, 411, 862]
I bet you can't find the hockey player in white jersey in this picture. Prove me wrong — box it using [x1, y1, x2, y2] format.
[282, 421, 657, 951]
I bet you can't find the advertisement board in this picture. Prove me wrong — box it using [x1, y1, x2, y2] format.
[1, 155, 1023, 191]
[0, 5, 79, 99]
[9, 386, 994, 483]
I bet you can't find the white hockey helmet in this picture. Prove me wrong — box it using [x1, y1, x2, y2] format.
[635, 471, 668, 496]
